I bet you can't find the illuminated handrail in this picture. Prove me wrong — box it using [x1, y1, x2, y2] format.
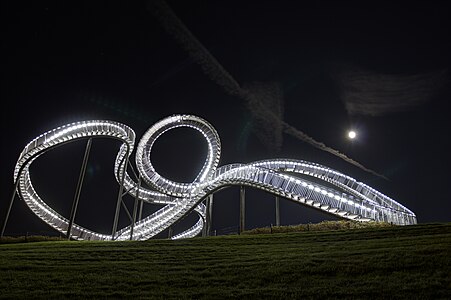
[13, 115, 417, 241]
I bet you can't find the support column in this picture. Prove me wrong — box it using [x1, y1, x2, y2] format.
[202, 218, 206, 238]
[138, 200, 144, 221]
[1, 178, 21, 238]
[206, 194, 213, 236]
[67, 138, 92, 240]
[112, 147, 130, 240]
[201, 198, 207, 237]
[240, 186, 245, 234]
[130, 176, 141, 240]
[138, 176, 144, 221]
[168, 227, 173, 239]
[275, 196, 280, 226]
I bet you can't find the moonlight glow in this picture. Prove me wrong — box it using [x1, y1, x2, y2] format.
[348, 130, 357, 139]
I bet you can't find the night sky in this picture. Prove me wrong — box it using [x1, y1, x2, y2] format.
[1, 1, 450, 237]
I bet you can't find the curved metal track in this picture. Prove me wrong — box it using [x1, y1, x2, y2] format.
[13, 115, 417, 241]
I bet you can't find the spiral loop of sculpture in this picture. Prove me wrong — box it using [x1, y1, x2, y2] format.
[12, 115, 417, 241]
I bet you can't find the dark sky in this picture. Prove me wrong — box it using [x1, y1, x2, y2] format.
[1, 0, 450, 237]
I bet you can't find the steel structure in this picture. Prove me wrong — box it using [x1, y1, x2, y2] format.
[4, 115, 417, 241]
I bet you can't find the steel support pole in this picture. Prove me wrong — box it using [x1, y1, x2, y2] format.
[136, 165, 144, 222]
[1, 178, 21, 238]
[202, 199, 207, 237]
[67, 138, 92, 240]
[275, 196, 280, 226]
[203, 194, 213, 236]
[202, 216, 206, 238]
[130, 176, 141, 240]
[239, 186, 245, 234]
[121, 201, 133, 222]
[207, 194, 213, 236]
[112, 148, 130, 240]
[168, 226, 173, 239]
[138, 200, 144, 221]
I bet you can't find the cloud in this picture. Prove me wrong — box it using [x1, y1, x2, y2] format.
[243, 82, 284, 154]
[335, 67, 448, 116]
[147, 0, 241, 96]
[147, 0, 386, 179]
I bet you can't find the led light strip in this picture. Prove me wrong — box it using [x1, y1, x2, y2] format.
[13, 115, 417, 241]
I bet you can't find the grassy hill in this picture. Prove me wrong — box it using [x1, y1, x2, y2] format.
[1, 223, 450, 299]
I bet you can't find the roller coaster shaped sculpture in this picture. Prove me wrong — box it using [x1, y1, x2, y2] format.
[10, 114, 417, 241]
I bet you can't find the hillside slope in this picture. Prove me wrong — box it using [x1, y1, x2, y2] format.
[1, 223, 450, 299]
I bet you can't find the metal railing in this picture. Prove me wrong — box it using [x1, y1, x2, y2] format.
[3, 115, 417, 241]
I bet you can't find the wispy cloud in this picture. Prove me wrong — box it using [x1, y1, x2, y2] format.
[147, 0, 386, 179]
[243, 82, 284, 154]
[335, 66, 448, 116]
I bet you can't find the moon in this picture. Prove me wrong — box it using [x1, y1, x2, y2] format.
[348, 130, 357, 139]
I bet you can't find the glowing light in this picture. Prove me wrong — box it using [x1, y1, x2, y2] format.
[348, 130, 357, 139]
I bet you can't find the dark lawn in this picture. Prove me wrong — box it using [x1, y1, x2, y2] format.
[1, 223, 450, 299]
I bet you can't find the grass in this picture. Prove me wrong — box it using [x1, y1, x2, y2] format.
[0, 235, 65, 244]
[243, 220, 396, 235]
[0, 223, 450, 299]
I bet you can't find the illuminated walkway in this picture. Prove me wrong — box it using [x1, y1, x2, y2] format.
[10, 115, 417, 241]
